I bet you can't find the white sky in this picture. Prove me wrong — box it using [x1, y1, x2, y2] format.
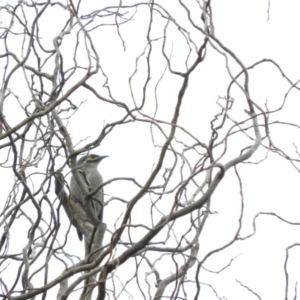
[1, 0, 300, 299]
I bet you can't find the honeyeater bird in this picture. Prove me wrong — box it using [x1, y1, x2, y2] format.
[70, 154, 108, 241]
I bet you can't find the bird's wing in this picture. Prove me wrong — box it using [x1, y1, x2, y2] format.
[70, 174, 85, 204]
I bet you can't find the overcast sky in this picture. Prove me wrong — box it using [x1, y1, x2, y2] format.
[1, 1, 300, 299]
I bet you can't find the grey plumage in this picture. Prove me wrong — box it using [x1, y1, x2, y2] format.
[70, 154, 107, 241]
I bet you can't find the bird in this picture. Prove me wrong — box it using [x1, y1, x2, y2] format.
[70, 154, 108, 241]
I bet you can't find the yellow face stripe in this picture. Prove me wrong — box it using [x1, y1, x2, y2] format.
[86, 156, 99, 162]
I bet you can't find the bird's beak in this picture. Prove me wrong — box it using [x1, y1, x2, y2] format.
[99, 155, 109, 161]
